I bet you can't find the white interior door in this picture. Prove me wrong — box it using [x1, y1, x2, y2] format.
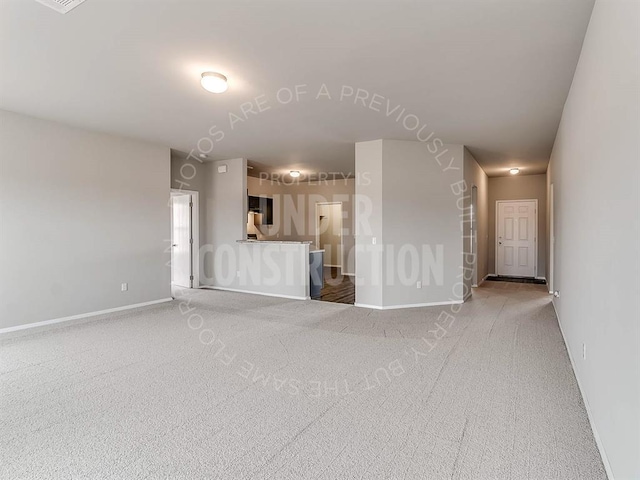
[497, 200, 536, 277]
[171, 194, 192, 288]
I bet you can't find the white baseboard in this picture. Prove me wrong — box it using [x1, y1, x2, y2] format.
[474, 274, 491, 287]
[342, 272, 355, 277]
[354, 300, 464, 310]
[0, 298, 174, 335]
[323, 264, 342, 268]
[551, 299, 614, 480]
[201, 286, 309, 301]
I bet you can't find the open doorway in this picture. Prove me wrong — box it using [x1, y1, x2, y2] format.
[316, 202, 343, 269]
[170, 190, 199, 289]
[314, 202, 354, 304]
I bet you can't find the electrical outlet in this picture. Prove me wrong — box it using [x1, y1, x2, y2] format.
[121, 283, 128, 292]
[583, 343, 587, 360]
[416, 281, 422, 289]
[372, 237, 377, 245]
[236, 271, 241, 278]
[554, 291, 560, 298]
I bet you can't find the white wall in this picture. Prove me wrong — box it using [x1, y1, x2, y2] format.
[354, 140, 384, 307]
[547, 1, 639, 478]
[355, 140, 466, 308]
[202, 158, 247, 287]
[0, 110, 171, 330]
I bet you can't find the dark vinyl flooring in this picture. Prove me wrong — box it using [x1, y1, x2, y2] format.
[315, 267, 355, 304]
[486, 275, 547, 285]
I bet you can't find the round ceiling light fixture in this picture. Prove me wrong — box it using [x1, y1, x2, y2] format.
[201, 72, 228, 93]
[509, 168, 520, 175]
[289, 170, 301, 178]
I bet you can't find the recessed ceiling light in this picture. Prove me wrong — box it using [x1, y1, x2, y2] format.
[201, 72, 228, 93]
[509, 168, 520, 175]
[289, 170, 301, 178]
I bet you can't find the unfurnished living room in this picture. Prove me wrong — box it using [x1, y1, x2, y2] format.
[1, 1, 638, 479]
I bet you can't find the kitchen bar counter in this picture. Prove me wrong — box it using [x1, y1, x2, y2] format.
[236, 240, 312, 244]
[237, 240, 325, 253]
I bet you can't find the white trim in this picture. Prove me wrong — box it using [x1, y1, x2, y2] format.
[549, 183, 555, 295]
[495, 199, 538, 277]
[551, 300, 615, 480]
[354, 300, 464, 310]
[201, 286, 309, 301]
[342, 272, 355, 277]
[315, 202, 344, 269]
[535, 276, 547, 281]
[170, 189, 200, 288]
[470, 185, 479, 287]
[0, 298, 173, 335]
[473, 273, 491, 288]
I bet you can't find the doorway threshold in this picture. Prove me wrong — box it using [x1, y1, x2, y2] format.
[487, 275, 546, 285]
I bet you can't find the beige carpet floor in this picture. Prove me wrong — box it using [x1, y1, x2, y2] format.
[0, 282, 606, 479]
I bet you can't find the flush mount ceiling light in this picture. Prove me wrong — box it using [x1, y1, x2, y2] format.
[289, 170, 301, 178]
[509, 168, 520, 175]
[201, 72, 228, 93]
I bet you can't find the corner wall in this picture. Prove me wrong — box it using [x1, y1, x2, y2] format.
[355, 140, 465, 308]
[547, 0, 640, 477]
[0, 110, 171, 330]
[202, 158, 247, 287]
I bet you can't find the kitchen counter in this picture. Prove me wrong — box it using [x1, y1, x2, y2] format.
[237, 240, 312, 244]
[237, 240, 324, 253]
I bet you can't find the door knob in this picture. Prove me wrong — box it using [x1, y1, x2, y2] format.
[498, 241, 503, 245]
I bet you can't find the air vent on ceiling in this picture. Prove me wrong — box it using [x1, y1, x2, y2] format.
[35, 0, 87, 14]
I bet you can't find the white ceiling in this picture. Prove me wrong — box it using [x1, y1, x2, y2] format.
[1, 0, 594, 177]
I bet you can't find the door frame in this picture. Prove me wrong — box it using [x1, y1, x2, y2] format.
[495, 199, 538, 277]
[170, 189, 200, 288]
[549, 184, 554, 294]
[470, 185, 479, 287]
[315, 202, 343, 269]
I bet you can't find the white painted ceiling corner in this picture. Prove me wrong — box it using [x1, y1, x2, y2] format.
[35, 0, 87, 15]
